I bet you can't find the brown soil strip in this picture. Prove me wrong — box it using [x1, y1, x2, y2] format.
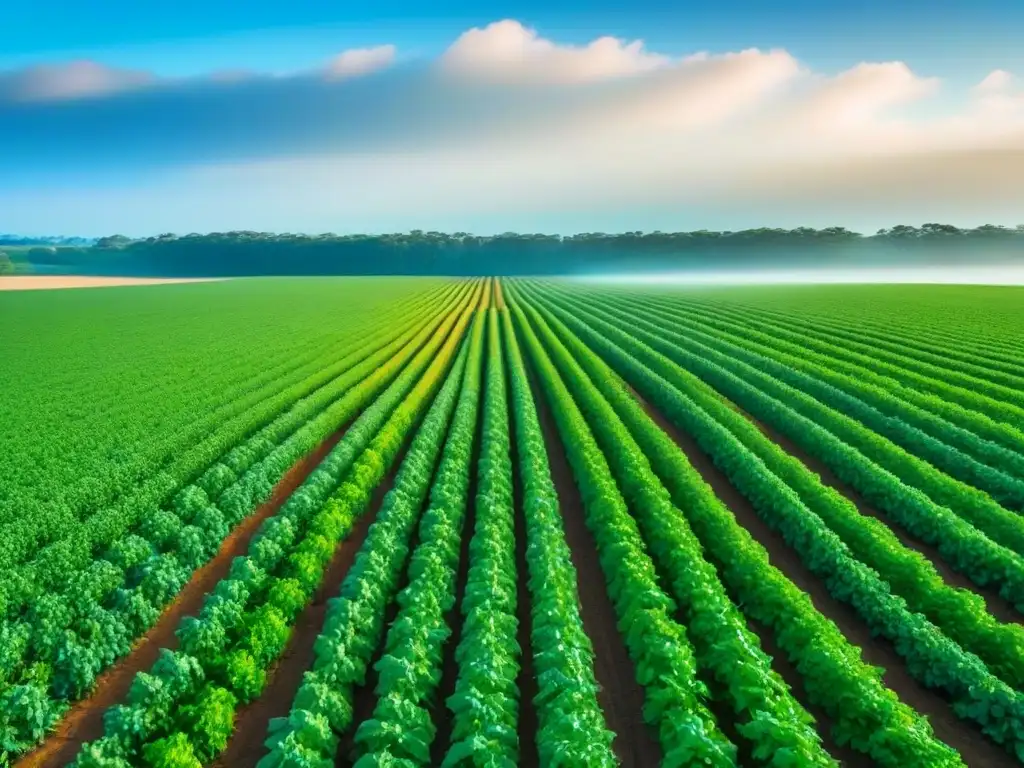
[530, 376, 662, 768]
[16, 424, 351, 768]
[0, 276, 226, 291]
[211, 451, 407, 768]
[428, 425, 482, 766]
[634, 394, 1017, 768]
[509, 386, 539, 768]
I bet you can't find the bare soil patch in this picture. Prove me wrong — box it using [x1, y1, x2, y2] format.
[0, 276, 225, 291]
[633, 391, 1017, 768]
[16, 423, 350, 768]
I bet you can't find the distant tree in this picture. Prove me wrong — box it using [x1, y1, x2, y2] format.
[0, 252, 13, 274]
[6, 222, 1020, 278]
[27, 246, 57, 261]
[920, 222, 963, 237]
[95, 235, 133, 249]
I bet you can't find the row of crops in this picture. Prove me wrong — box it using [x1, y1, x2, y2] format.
[2, 277, 1024, 766]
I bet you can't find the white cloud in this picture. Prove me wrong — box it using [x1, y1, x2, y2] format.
[794, 62, 939, 127]
[324, 45, 397, 79]
[975, 69, 1014, 94]
[439, 20, 670, 83]
[968, 69, 1023, 124]
[0, 43, 398, 104]
[3, 20, 1024, 234]
[0, 60, 154, 102]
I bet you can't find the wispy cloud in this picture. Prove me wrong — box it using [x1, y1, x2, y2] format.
[1, 20, 1023, 234]
[439, 19, 671, 84]
[324, 45, 397, 80]
[0, 60, 155, 102]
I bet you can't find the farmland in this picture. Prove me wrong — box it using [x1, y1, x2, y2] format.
[2, 277, 1024, 767]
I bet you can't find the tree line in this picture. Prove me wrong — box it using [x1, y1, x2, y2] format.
[16, 224, 1024, 277]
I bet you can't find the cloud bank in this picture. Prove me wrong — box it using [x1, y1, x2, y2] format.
[1, 19, 1023, 235]
[0, 60, 155, 102]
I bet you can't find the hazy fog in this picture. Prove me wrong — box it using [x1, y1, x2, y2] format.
[574, 265, 1024, 286]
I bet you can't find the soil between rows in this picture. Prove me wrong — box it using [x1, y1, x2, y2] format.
[528, 371, 663, 768]
[631, 389, 1018, 768]
[16, 423, 352, 768]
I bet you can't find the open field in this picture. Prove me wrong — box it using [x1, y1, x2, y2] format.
[0, 276, 226, 291]
[2, 277, 1024, 767]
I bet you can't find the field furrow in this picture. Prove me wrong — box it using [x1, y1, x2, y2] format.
[6, 276, 1024, 768]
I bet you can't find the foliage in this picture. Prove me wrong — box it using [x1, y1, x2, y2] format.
[352, 312, 487, 765]
[441, 310, 521, 767]
[509, 294, 737, 764]
[67, 282, 484, 766]
[259, 314, 476, 768]
[21, 224, 1024, 277]
[509, 289, 835, 766]
[524, 281, 1024, 763]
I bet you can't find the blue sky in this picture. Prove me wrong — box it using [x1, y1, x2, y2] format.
[5, 1, 1022, 80]
[2, 1, 1024, 236]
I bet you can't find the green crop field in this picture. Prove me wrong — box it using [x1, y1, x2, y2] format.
[2, 277, 1024, 767]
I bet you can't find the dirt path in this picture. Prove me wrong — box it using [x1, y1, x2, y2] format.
[211, 448, 408, 768]
[16, 424, 351, 768]
[530, 378, 662, 768]
[0, 276, 226, 291]
[634, 394, 1017, 768]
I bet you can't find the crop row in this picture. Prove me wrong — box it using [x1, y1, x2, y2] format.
[631, 296, 1024, 484]
[499, 308, 616, 766]
[509, 291, 737, 764]
[542, 285, 1024, 609]
[654, 291, 1024, 429]
[257, 306, 477, 767]
[0, 282, 468, 620]
[441, 308, 521, 767]
[520, 282, 1024, 762]
[67, 284, 482, 766]
[618, 292, 1024, 512]
[349, 310, 486, 765]
[506, 287, 837, 765]
[515, 283, 961, 765]
[0, 282, 456, 551]
[526, 287, 1024, 690]
[675, 293, 1024, 387]
[0, 284, 471, 711]
[0, 284, 480, 762]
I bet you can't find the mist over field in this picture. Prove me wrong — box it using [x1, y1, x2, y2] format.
[576, 264, 1024, 285]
